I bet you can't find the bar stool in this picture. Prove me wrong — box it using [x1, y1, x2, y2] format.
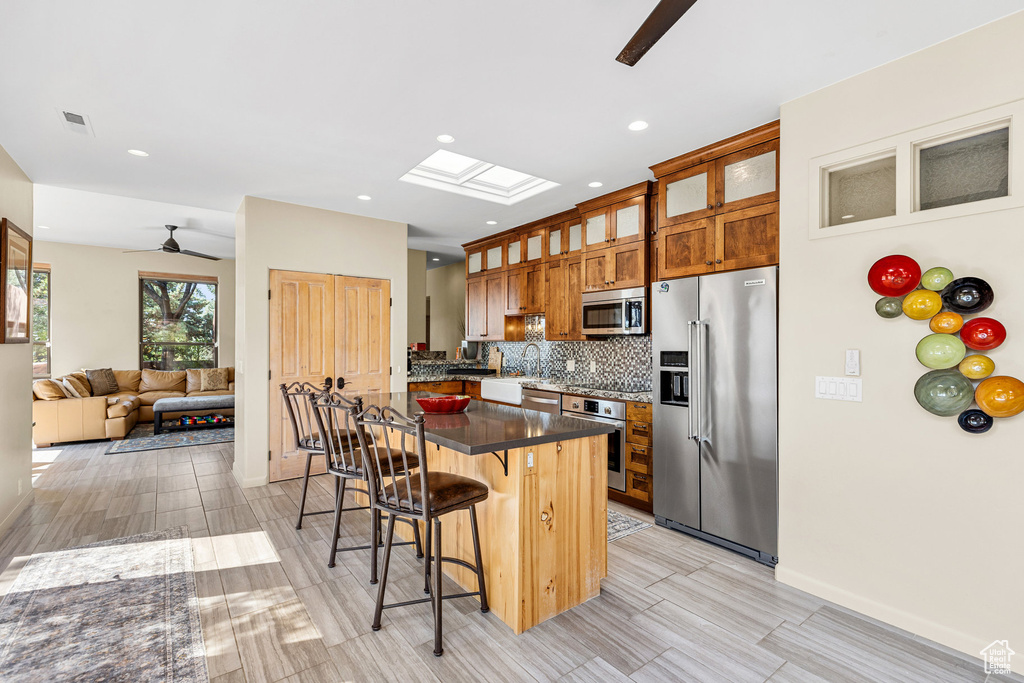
[280, 381, 334, 530]
[354, 404, 489, 657]
[311, 392, 422, 582]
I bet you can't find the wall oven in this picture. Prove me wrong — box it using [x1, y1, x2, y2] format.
[581, 287, 647, 336]
[561, 395, 627, 492]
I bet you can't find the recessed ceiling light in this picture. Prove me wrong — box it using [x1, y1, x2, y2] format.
[436, 134, 455, 144]
[486, 220, 497, 225]
[432, 258, 440, 262]
[357, 195, 371, 201]
[37, 225, 50, 230]
[127, 149, 149, 157]
[842, 214, 855, 219]
[628, 121, 649, 131]
[588, 181, 603, 188]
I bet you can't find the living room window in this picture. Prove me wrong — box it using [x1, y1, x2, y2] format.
[139, 272, 218, 371]
[31, 265, 50, 377]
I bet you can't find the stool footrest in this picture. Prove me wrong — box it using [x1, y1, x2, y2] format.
[334, 539, 417, 554]
[382, 591, 482, 611]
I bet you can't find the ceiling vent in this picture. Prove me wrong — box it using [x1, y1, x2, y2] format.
[57, 109, 95, 136]
[400, 150, 558, 206]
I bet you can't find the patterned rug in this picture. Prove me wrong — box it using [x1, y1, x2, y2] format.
[106, 422, 234, 454]
[608, 509, 652, 542]
[0, 527, 208, 682]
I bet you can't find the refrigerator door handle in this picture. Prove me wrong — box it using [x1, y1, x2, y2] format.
[687, 320, 700, 441]
[698, 319, 709, 446]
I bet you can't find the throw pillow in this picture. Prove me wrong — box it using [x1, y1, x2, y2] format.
[63, 375, 90, 398]
[62, 378, 82, 398]
[200, 367, 229, 392]
[86, 368, 119, 396]
[33, 379, 69, 401]
[69, 371, 93, 396]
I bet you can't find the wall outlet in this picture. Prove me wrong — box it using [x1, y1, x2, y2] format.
[527, 452, 534, 468]
[590, 360, 596, 373]
[815, 376, 862, 402]
[566, 359, 575, 372]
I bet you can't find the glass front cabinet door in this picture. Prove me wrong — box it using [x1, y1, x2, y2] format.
[659, 161, 716, 228]
[715, 139, 779, 214]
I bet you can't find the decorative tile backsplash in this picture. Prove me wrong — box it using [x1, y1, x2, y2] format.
[481, 316, 652, 389]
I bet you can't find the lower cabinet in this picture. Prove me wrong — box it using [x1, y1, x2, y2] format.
[408, 381, 464, 394]
[610, 400, 654, 513]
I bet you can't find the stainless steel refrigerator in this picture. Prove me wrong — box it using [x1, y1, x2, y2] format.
[652, 266, 778, 565]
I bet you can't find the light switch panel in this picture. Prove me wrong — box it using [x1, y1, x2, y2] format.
[815, 376, 862, 402]
[567, 359, 575, 372]
[845, 349, 860, 376]
[590, 360, 596, 373]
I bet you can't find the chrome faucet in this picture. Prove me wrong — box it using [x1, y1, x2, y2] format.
[522, 343, 541, 378]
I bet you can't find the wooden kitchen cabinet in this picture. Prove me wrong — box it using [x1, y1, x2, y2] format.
[523, 263, 545, 314]
[466, 246, 485, 278]
[715, 203, 779, 272]
[504, 266, 525, 315]
[656, 217, 715, 279]
[544, 257, 584, 340]
[580, 194, 647, 252]
[581, 241, 648, 292]
[466, 276, 486, 338]
[484, 272, 505, 340]
[610, 400, 655, 513]
[545, 218, 584, 263]
[651, 122, 780, 280]
[626, 443, 652, 474]
[466, 271, 514, 341]
[521, 228, 546, 265]
[409, 381, 464, 394]
[464, 380, 481, 398]
[483, 239, 505, 272]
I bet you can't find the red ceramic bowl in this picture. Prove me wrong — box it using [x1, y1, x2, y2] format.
[867, 254, 921, 297]
[416, 395, 471, 414]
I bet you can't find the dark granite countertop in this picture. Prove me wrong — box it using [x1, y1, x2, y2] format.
[409, 374, 492, 383]
[353, 392, 614, 455]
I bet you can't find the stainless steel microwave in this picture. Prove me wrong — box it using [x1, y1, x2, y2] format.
[581, 287, 647, 335]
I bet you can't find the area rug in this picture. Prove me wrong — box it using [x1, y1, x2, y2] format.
[106, 422, 234, 454]
[608, 509, 652, 542]
[0, 526, 208, 682]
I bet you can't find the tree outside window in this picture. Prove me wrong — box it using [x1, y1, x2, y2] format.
[31, 269, 50, 377]
[140, 276, 217, 370]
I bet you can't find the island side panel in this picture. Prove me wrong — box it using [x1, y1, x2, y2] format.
[520, 435, 608, 631]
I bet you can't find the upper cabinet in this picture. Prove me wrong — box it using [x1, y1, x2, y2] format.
[522, 228, 545, 264]
[545, 215, 583, 262]
[651, 121, 780, 279]
[506, 233, 524, 268]
[578, 182, 651, 253]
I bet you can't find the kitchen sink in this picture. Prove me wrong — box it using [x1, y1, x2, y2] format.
[479, 377, 544, 405]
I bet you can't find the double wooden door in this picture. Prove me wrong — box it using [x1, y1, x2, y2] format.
[269, 270, 391, 482]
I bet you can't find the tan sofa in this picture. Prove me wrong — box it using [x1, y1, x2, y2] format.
[33, 368, 234, 447]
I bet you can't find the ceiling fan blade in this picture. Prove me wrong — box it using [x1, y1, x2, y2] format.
[180, 249, 221, 261]
[616, 0, 699, 66]
[122, 248, 161, 254]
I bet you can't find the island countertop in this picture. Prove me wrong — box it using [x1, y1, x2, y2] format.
[353, 391, 614, 455]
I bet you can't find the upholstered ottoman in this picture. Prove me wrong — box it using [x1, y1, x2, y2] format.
[153, 395, 235, 434]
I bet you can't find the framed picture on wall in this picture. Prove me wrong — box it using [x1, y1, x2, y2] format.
[1, 218, 33, 343]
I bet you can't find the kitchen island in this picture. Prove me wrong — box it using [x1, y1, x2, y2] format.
[352, 392, 612, 635]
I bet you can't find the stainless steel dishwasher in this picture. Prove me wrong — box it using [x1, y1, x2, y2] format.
[521, 388, 561, 414]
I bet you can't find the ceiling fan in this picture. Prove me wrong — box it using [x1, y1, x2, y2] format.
[123, 225, 221, 261]
[616, 0, 699, 67]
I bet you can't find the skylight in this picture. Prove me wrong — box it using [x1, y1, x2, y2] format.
[400, 150, 558, 205]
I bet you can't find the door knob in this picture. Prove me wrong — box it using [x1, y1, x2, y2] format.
[707, 204, 713, 210]
[705, 261, 713, 266]
[715, 259, 722, 264]
[716, 202, 723, 207]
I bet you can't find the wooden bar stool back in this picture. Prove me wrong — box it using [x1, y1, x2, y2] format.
[355, 404, 489, 657]
[311, 393, 422, 582]
[280, 381, 332, 530]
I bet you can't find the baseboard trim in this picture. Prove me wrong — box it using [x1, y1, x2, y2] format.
[774, 565, 1016, 674]
[232, 469, 269, 489]
[0, 490, 34, 540]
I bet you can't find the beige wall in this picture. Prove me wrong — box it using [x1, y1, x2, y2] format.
[778, 13, 1024, 672]
[234, 196, 409, 487]
[407, 249, 427, 346]
[426, 261, 466, 360]
[33, 241, 235, 375]
[0, 143, 34, 535]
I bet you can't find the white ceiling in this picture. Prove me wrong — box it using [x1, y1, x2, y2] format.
[3, 1, 1022, 265]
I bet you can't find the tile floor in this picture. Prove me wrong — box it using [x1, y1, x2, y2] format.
[1, 440, 1019, 683]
